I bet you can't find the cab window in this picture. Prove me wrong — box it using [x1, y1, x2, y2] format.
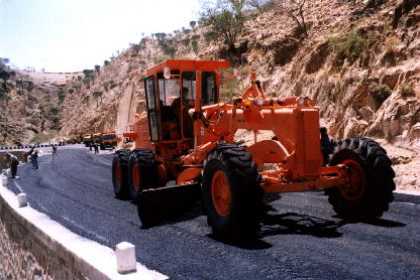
[182, 72, 196, 103]
[202, 72, 217, 105]
[145, 77, 159, 141]
[157, 72, 181, 140]
[180, 72, 196, 138]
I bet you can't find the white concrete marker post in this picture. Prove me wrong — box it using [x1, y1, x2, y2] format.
[1, 175, 7, 187]
[115, 242, 137, 274]
[17, 193, 28, 207]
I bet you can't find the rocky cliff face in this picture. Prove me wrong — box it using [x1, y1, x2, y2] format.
[58, 0, 420, 144]
[0, 61, 74, 145]
[265, 0, 420, 141]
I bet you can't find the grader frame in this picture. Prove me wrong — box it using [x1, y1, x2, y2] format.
[137, 60, 347, 193]
[112, 59, 395, 240]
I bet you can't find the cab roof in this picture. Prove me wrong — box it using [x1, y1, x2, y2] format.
[145, 59, 230, 76]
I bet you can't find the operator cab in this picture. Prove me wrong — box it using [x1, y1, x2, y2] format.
[144, 60, 229, 149]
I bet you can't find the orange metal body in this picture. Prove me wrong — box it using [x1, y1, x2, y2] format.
[123, 112, 154, 150]
[123, 59, 349, 193]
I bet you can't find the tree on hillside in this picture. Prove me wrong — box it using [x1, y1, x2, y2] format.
[200, 0, 247, 54]
[82, 69, 95, 85]
[274, 0, 308, 37]
[92, 91, 103, 107]
[154, 32, 177, 58]
[190, 21, 197, 29]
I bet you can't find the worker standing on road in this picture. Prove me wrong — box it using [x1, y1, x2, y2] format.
[6, 153, 19, 179]
[30, 150, 39, 170]
[52, 145, 57, 161]
[94, 143, 99, 154]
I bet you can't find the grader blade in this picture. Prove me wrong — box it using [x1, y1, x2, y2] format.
[137, 184, 201, 228]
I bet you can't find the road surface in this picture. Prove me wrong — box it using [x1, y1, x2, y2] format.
[7, 145, 420, 280]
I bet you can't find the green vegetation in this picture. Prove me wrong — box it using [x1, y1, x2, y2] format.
[82, 69, 95, 85]
[400, 82, 415, 97]
[58, 88, 66, 104]
[369, 83, 392, 108]
[130, 43, 142, 53]
[154, 33, 177, 57]
[191, 39, 199, 55]
[200, 0, 246, 52]
[329, 30, 371, 67]
[277, 0, 309, 37]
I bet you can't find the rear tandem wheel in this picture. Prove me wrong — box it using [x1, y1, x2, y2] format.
[128, 149, 157, 201]
[112, 149, 130, 199]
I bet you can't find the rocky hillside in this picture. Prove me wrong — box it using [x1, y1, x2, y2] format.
[59, 0, 420, 144]
[0, 60, 76, 145]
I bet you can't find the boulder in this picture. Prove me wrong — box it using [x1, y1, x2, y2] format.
[359, 106, 375, 121]
[343, 118, 369, 138]
[381, 72, 401, 89]
[409, 122, 420, 140]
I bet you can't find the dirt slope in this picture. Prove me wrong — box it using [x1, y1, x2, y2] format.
[0, 63, 76, 145]
[58, 1, 419, 143]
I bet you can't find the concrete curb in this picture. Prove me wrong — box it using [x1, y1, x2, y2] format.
[0, 175, 168, 280]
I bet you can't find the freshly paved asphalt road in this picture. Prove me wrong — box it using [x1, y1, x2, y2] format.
[6, 145, 420, 280]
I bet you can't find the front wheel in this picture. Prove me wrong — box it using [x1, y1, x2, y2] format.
[202, 144, 262, 241]
[326, 138, 395, 220]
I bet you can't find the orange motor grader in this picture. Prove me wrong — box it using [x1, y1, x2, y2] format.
[112, 59, 395, 240]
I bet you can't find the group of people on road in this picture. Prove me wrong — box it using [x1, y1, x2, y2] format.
[5, 145, 59, 179]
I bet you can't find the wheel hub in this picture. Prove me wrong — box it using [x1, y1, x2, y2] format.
[341, 159, 366, 201]
[211, 170, 231, 217]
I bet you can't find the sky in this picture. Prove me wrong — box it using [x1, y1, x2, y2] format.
[0, 0, 200, 72]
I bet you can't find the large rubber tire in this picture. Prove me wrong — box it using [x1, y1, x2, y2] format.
[112, 149, 130, 199]
[202, 143, 263, 241]
[128, 149, 157, 201]
[326, 137, 395, 220]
